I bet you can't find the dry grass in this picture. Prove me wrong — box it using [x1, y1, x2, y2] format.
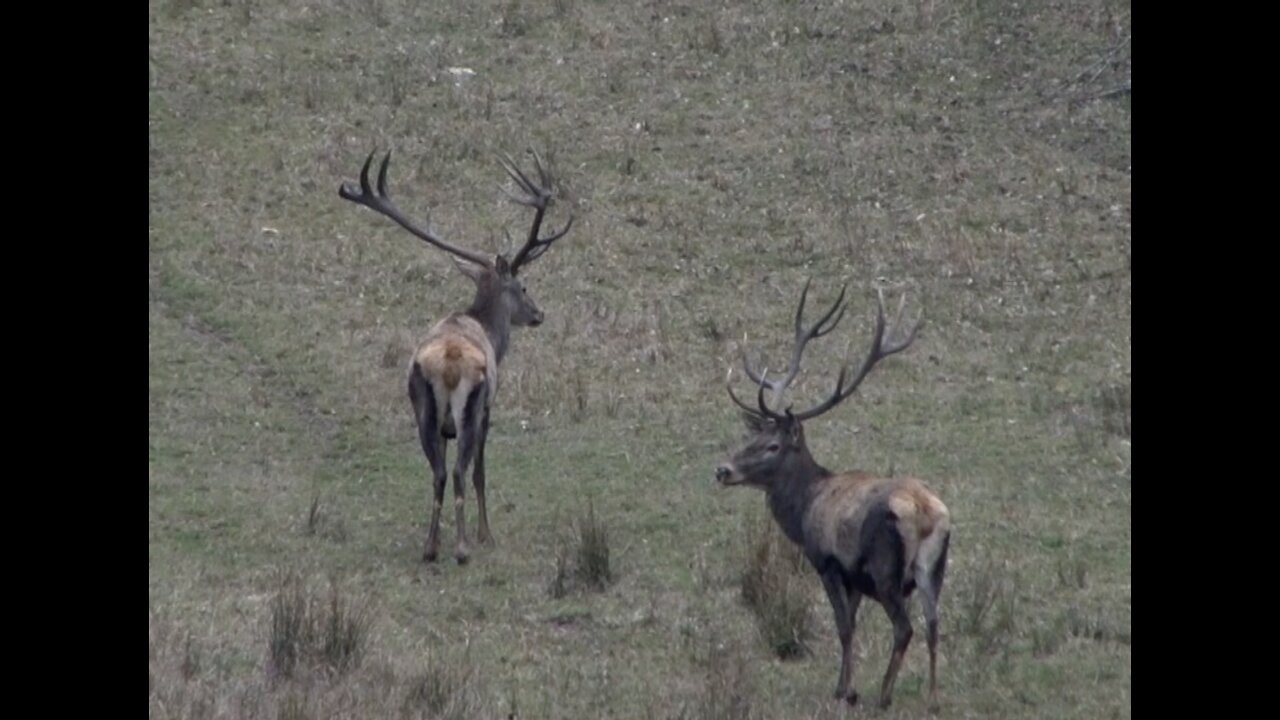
[151, 0, 1131, 716]
[547, 500, 615, 597]
[739, 512, 814, 660]
[267, 572, 371, 681]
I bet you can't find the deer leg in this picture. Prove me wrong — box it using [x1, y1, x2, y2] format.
[819, 567, 860, 704]
[877, 592, 914, 709]
[450, 383, 485, 564]
[473, 407, 492, 545]
[410, 370, 448, 563]
[844, 585, 864, 704]
[916, 531, 950, 713]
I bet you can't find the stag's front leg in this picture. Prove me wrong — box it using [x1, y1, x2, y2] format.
[820, 569, 860, 705]
[473, 408, 492, 545]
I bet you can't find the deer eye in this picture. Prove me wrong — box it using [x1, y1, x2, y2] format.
[766, 443, 781, 453]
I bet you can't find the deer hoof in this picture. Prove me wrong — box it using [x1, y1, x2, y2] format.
[845, 692, 860, 707]
[878, 695, 893, 710]
[455, 546, 470, 565]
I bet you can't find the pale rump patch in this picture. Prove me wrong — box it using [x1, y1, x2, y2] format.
[417, 337, 486, 391]
[412, 314, 499, 421]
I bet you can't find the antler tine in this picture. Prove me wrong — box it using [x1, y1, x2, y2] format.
[501, 149, 574, 275]
[755, 370, 779, 418]
[738, 279, 849, 407]
[791, 288, 922, 422]
[805, 282, 847, 340]
[532, 148, 552, 190]
[768, 279, 849, 407]
[741, 350, 779, 392]
[725, 367, 785, 421]
[725, 367, 761, 416]
[497, 152, 548, 208]
[338, 149, 493, 268]
[376, 149, 392, 197]
[882, 289, 921, 353]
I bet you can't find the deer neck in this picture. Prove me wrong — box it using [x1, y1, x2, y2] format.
[466, 290, 512, 363]
[765, 450, 831, 548]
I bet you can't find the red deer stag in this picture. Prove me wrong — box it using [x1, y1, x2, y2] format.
[715, 279, 950, 711]
[339, 149, 573, 564]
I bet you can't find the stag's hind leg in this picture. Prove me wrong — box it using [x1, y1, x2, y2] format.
[877, 592, 914, 709]
[473, 407, 493, 545]
[410, 367, 449, 563]
[915, 530, 950, 713]
[449, 382, 487, 564]
[861, 504, 914, 709]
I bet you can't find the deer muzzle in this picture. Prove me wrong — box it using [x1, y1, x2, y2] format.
[715, 463, 738, 485]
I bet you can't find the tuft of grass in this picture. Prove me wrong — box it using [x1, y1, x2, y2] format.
[547, 546, 572, 599]
[402, 657, 486, 720]
[1056, 552, 1089, 590]
[962, 558, 1019, 656]
[1066, 606, 1131, 646]
[1031, 616, 1067, 658]
[303, 491, 348, 543]
[267, 571, 371, 681]
[575, 500, 613, 590]
[278, 690, 310, 720]
[569, 367, 589, 423]
[180, 634, 201, 681]
[696, 643, 756, 720]
[150, 0, 1131, 714]
[546, 501, 615, 596]
[306, 493, 322, 536]
[1096, 382, 1132, 439]
[739, 513, 812, 660]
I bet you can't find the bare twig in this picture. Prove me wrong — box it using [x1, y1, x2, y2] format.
[1093, 84, 1131, 100]
[1068, 34, 1131, 90]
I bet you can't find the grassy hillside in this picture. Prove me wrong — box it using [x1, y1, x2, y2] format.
[149, 1, 1131, 718]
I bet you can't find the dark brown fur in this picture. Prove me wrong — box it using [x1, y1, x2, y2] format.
[716, 281, 948, 710]
[339, 149, 572, 565]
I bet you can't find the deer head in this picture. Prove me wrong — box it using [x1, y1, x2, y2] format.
[716, 280, 922, 489]
[338, 149, 574, 329]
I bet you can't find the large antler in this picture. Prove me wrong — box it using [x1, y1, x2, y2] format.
[741, 279, 848, 408]
[726, 282, 921, 423]
[497, 150, 574, 276]
[339, 150, 493, 268]
[789, 287, 921, 421]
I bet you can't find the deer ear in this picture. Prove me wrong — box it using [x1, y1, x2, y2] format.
[451, 256, 487, 283]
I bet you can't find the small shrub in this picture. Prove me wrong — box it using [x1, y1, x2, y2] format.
[962, 559, 1019, 656]
[547, 547, 572, 599]
[1031, 616, 1066, 657]
[402, 654, 488, 720]
[698, 644, 755, 720]
[1056, 553, 1089, 590]
[576, 500, 613, 589]
[546, 501, 615, 597]
[739, 514, 812, 660]
[267, 572, 371, 681]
